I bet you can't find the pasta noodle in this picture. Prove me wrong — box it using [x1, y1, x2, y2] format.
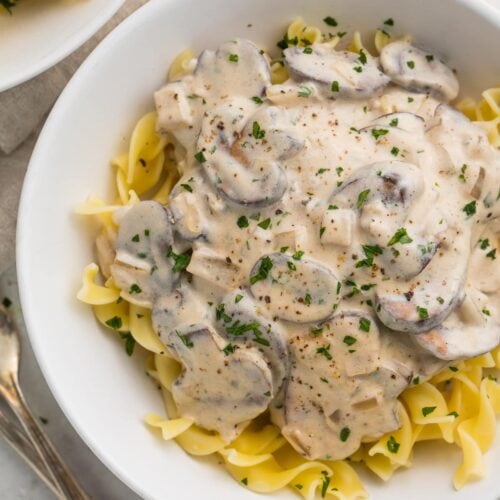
[76, 18, 500, 499]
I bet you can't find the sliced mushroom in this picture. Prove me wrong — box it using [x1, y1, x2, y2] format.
[413, 288, 499, 360]
[152, 280, 212, 342]
[380, 41, 459, 101]
[282, 313, 404, 460]
[249, 252, 340, 323]
[284, 44, 389, 99]
[329, 161, 438, 280]
[165, 324, 273, 442]
[197, 104, 303, 207]
[375, 227, 469, 334]
[215, 290, 289, 392]
[194, 39, 271, 99]
[110, 201, 178, 306]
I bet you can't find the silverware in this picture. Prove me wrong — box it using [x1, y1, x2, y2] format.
[0, 407, 59, 496]
[0, 304, 89, 500]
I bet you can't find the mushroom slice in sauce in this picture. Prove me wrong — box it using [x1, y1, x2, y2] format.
[413, 288, 500, 360]
[380, 41, 459, 101]
[284, 44, 389, 99]
[329, 161, 437, 280]
[375, 227, 469, 334]
[197, 103, 300, 207]
[249, 253, 340, 323]
[282, 313, 402, 460]
[194, 39, 271, 99]
[110, 201, 178, 307]
[215, 290, 289, 392]
[165, 324, 273, 442]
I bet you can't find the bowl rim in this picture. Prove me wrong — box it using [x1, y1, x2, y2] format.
[16, 0, 500, 497]
[0, 0, 125, 92]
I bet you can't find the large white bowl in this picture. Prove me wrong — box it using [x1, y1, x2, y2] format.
[0, 0, 124, 92]
[17, 0, 500, 498]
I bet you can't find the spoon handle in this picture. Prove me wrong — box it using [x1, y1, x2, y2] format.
[0, 408, 59, 497]
[2, 376, 89, 500]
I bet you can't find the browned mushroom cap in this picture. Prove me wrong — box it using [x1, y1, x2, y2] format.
[110, 201, 178, 307]
[194, 39, 271, 99]
[249, 252, 340, 323]
[375, 227, 469, 334]
[197, 104, 303, 207]
[413, 287, 499, 360]
[284, 44, 389, 99]
[215, 290, 289, 393]
[329, 160, 438, 280]
[282, 312, 404, 461]
[165, 324, 273, 442]
[380, 41, 459, 101]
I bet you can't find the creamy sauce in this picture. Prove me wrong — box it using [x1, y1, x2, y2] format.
[106, 39, 500, 460]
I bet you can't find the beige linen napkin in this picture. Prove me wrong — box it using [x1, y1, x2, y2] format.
[0, 0, 147, 275]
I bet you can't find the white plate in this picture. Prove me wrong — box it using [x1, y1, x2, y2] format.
[0, 0, 124, 92]
[17, 0, 500, 498]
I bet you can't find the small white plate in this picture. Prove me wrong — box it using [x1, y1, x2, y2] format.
[17, 0, 500, 498]
[0, 0, 124, 92]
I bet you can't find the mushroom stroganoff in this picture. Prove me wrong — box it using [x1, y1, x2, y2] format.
[78, 19, 500, 499]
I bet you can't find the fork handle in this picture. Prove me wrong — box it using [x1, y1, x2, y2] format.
[3, 376, 89, 500]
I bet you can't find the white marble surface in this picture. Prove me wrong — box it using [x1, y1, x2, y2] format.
[1, 1, 499, 499]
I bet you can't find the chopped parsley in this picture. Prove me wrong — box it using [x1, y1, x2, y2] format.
[2, 297, 12, 308]
[252, 121, 265, 139]
[295, 483, 303, 490]
[426, 54, 434, 62]
[131, 234, 140, 242]
[241, 478, 248, 486]
[356, 189, 371, 209]
[250, 256, 273, 284]
[384, 18, 394, 26]
[228, 53, 239, 62]
[311, 327, 323, 336]
[358, 49, 367, 65]
[251, 96, 264, 104]
[180, 183, 193, 192]
[298, 85, 313, 98]
[166, 246, 191, 272]
[194, 151, 206, 163]
[129, 284, 142, 294]
[406, 60, 415, 69]
[448, 411, 459, 418]
[304, 293, 312, 305]
[479, 238, 490, 250]
[386, 435, 400, 454]
[292, 250, 305, 260]
[340, 427, 351, 442]
[276, 33, 298, 50]
[331, 80, 340, 92]
[356, 243, 383, 268]
[105, 316, 122, 330]
[176, 331, 194, 348]
[323, 16, 338, 26]
[449, 366, 458, 372]
[413, 376, 420, 385]
[462, 200, 477, 218]
[235, 294, 244, 304]
[316, 168, 330, 175]
[119, 332, 136, 356]
[316, 344, 332, 360]
[280, 246, 289, 253]
[287, 261, 297, 271]
[437, 296, 445, 304]
[320, 226, 326, 238]
[422, 406, 436, 417]
[321, 475, 331, 498]
[303, 47, 313, 54]
[391, 146, 400, 156]
[343, 335, 357, 346]
[359, 317, 371, 332]
[237, 215, 249, 228]
[482, 307, 491, 316]
[389, 118, 399, 127]
[353, 66, 363, 73]
[371, 128, 389, 140]
[223, 344, 235, 356]
[486, 248, 496, 260]
[459, 164, 467, 182]
[257, 217, 271, 229]
[387, 227, 413, 246]
[416, 306, 429, 320]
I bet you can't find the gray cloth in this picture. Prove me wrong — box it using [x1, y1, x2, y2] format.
[0, 0, 147, 276]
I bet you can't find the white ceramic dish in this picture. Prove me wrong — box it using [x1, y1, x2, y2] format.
[17, 0, 500, 498]
[0, 0, 124, 92]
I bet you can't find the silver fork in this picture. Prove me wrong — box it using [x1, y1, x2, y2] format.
[0, 304, 89, 500]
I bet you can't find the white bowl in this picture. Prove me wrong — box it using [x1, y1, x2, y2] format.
[0, 0, 124, 92]
[17, 0, 500, 498]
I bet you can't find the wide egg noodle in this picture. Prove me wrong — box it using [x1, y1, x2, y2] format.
[75, 17, 500, 499]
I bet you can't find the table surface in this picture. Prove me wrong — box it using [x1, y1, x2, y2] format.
[1, 0, 499, 498]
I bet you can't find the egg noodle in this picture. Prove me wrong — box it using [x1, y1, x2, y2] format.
[77, 18, 500, 499]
